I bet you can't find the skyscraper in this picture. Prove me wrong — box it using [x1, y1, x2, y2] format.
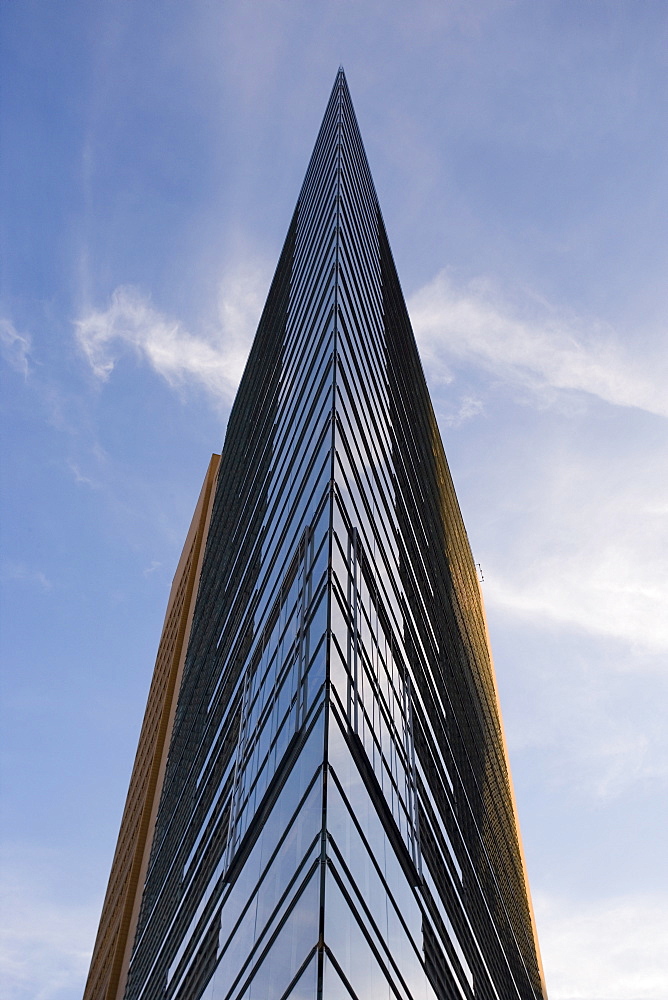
[85, 69, 547, 1000]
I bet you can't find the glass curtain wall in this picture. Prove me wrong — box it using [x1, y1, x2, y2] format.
[121, 70, 546, 1000]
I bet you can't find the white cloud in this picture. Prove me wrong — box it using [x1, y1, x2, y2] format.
[536, 892, 668, 999]
[479, 441, 668, 798]
[67, 459, 100, 489]
[0, 851, 97, 1000]
[504, 641, 668, 798]
[488, 545, 668, 655]
[0, 318, 32, 378]
[440, 394, 485, 427]
[583, 730, 658, 800]
[215, 258, 270, 391]
[1, 562, 53, 592]
[483, 458, 668, 654]
[74, 261, 269, 405]
[409, 272, 667, 418]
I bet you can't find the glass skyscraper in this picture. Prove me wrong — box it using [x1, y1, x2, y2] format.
[84, 69, 547, 1000]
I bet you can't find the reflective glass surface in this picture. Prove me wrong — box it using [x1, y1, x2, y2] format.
[121, 70, 545, 1000]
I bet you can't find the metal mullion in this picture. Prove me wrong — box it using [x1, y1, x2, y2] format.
[224, 665, 253, 870]
[289, 258, 336, 346]
[261, 385, 332, 571]
[338, 158, 379, 254]
[257, 442, 332, 637]
[297, 109, 339, 210]
[336, 238, 383, 361]
[292, 180, 337, 286]
[335, 347, 394, 516]
[337, 217, 383, 332]
[268, 342, 332, 508]
[336, 307, 390, 437]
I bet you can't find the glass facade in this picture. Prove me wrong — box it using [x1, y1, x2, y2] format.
[117, 70, 547, 1000]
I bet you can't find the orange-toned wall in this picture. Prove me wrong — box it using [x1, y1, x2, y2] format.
[83, 454, 220, 1000]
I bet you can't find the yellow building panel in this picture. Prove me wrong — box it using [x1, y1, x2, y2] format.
[83, 454, 220, 1000]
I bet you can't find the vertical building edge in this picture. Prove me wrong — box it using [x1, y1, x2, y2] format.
[83, 454, 221, 1000]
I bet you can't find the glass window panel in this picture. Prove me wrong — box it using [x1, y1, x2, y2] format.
[327, 718, 422, 948]
[322, 956, 354, 1000]
[306, 591, 328, 660]
[332, 495, 349, 546]
[331, 533, 348, 594]
[225, 711, 325, 924]
[328, 635, 348, 709]
[310, 493, 330, 553]
[304, 642, 326, 714]
[330, 588, 348, 664]
[252, 827, 320, 955]
[330, 844, 433, 1000]
[198, 967, 217, 1000]
[246, 871, 320, 1000]
[282, 950, 318, 1000]
[324, 871, 391, 1000]
[212, 842, 320, 1000]
[420, 859, 474, 992]
[308, 534, 329, 596]
[266, 417, 330, 551]
[272, 372, 332, 502]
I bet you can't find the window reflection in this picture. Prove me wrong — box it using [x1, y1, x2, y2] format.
[324, 871, 391, 1000]
[281, 950, 318, 1000]
[322, 956, 355, 1000]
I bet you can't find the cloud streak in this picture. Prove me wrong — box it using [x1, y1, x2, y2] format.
[0, 851, 97, 1000]
[482, 454, 668, 654]
[535, 891, 668, 999]
[76, 269, 666, 424]
[1, 562, 53, 592]
[409, 272, 667, 418]
[75, 262, 269, 405]
[75, 285, 234, 400]
[1, 319, 32, 378]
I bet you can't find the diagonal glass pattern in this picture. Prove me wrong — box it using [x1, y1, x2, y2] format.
[93, 69, 548, 1000]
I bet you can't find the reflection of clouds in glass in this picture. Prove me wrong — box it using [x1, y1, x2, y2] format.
[327, 720, 453, 999]
[195, 740, 323, 1000]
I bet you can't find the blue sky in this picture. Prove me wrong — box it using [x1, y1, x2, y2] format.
[1, 3, 667, 998]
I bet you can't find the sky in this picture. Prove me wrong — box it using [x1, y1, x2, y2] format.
[1, 2, 667, 999]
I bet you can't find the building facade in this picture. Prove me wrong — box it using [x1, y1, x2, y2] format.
[85, 70, 547, 1000]
[83, 455, 221, 1000]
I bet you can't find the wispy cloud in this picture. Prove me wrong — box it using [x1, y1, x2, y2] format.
[535, 891, 668, 999]
[1, 562, 53, 592]
[74, 261, 269, 405]
[75, 285, 232, 399]
[67, 459, 101, 489]
[505, 642, 668, 799]
[409, 272, 667, 418]
[0, 849, 97, 1000]
[438, 394, 485, 427]
[483, 457, 668, 654]
[0, 319, 32, 378]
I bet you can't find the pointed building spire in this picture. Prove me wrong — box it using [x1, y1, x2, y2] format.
[84, 70, 547, 1000]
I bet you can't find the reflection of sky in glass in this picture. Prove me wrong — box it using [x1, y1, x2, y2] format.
[120, 73, 546, 1000]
